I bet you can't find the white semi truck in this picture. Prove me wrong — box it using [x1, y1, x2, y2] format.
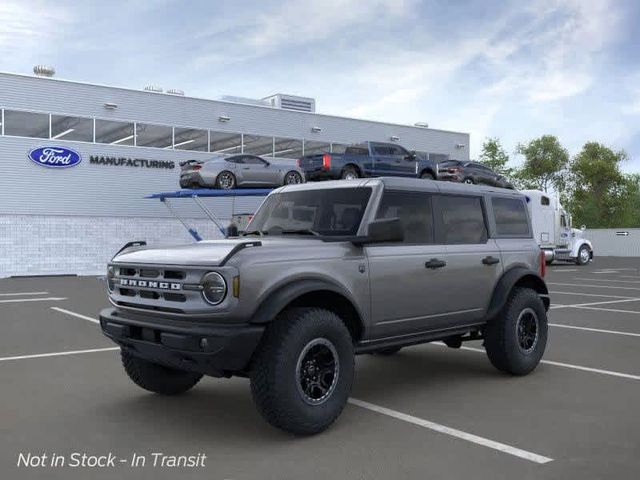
[521, 190, 593, 266]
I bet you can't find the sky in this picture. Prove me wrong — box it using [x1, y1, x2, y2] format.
[2, 0, 640, 170]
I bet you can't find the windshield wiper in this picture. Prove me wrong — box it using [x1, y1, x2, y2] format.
[280, 229, 321, 237]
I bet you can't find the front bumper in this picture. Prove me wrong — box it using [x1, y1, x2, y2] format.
[99, 307, 264, 377]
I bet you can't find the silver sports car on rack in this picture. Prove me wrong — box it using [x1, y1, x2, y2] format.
[179, 154, 305, 189]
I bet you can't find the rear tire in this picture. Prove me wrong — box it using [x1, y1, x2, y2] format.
[215, 171, 236, 190]
[420, 171, 435, 180]
[463, 177, 474, 184]
[121, 349, 202, 395]
[341, 166, 360, 180]
[250, 307, 354, 435]
[284, 171, 303, 185]
[484, 288, 547, 376]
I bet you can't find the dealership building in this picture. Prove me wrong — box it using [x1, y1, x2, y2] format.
[0, 69, 470, 277]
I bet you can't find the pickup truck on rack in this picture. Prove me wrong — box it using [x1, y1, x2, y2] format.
[99, 177, 549, 435]
[298, 141, 438, 181]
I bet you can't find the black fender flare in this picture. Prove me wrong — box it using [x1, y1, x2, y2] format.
[248, 278, 365, 328]
[486, 267, 549, 319]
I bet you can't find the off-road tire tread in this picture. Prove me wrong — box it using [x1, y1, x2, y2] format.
[250, 307, 354, 435]
[484, 287, 547, 376]
[121, 349, 202, 395]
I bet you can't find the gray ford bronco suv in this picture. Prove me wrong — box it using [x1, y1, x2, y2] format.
[100, 177, 550, 435]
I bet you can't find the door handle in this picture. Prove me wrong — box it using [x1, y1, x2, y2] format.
[425, 258, 446, 269]
[482, 256, 500, 265]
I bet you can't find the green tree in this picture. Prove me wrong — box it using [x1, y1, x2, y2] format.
[567, 142, 639, 228]
[479, 137, 512, 176]
[515, 135, 569, 192]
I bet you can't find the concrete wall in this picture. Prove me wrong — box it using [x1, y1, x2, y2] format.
[585, 228, 640, 257]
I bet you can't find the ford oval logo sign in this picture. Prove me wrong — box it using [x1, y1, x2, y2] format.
[28, 146, 82, 168]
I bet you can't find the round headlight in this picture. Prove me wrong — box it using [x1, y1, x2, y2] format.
[201, 272, 227, 305]
[107, 266, 115, 293]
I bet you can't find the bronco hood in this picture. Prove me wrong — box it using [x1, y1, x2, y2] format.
[112, 240, 262, 266]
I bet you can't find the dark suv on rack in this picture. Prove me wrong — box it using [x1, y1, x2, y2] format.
[438, 160, 514, 189]
[99, 177, 549, 435]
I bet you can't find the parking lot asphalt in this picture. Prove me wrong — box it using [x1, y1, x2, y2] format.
[1, 258, 639, 479]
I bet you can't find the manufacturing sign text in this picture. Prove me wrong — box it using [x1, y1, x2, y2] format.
[28, 147, 82, 168]
[90, 156, 175, 169]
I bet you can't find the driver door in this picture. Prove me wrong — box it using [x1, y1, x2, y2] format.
[239, 155, 271, 185]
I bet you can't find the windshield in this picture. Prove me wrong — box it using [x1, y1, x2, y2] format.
[246, 187, 372, 237]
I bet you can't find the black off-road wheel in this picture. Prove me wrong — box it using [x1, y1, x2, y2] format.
[121, 349, 203, 395]
[215, 171, 236, 190]
[250, 308, 355, 435]
[420, 171, 435, 180]
[341, 166, 360, 180]
[484, 287, 548, 376]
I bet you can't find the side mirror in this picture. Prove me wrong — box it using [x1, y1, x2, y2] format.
[353, 218, 404, 245]
[405, 152, 416, 161]
[581, 225, 586, 231]
[263, 160, 270, 166]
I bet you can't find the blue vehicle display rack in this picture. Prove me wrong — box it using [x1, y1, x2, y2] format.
[146, 188, 272, 241]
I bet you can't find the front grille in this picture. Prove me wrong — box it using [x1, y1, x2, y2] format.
[111, 264, 200, 312]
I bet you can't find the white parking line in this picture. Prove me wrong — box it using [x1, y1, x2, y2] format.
[0, 347, 119, 363]
[550, 323, 640, 338]
[571, 305, 640, 315]
[550, 291, 634, 299]
[51, 307, 99, 324]
[550, 298, 640, 310]
[548, 282, 640, 291]
[348, 398, 553, 464]
[572, 277, 640, 285]
[436, 344, 640, 381]
[0, 297, 67, 304]
[549, 269, 577, 272]
[0, 291, 49, 297]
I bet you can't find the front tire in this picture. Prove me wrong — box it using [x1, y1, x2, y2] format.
[484, 288, 548, 376]
[576, 245, 591, 265]
[250, 308, 354, 435]
[215, 171, 236, 190]
[121, 349, 202, 395]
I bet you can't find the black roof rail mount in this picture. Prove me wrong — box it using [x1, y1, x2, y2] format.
[113, 240, 147, 259]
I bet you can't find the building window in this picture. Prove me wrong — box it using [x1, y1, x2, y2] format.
[243, 134, 274, 156]
[95, 119, 134, 145]
[173, 127, 208, 151]
[135, 123, 173, 149]
[51, 115, 93, 142]
[273, 137, 303, 158]
[4, 110, 49, 138]
[303, 140, 330, 156]
[210, 131, 242, 154]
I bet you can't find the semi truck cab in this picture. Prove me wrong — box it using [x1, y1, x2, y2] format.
[522, 190, 594, 266]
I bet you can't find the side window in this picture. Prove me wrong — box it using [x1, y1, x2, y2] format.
[372, 145, 390, 155]
[541, 196, 550, 206]
[376, 191, 434, 244]
[388, 145, 409, 156]
[243, 155, 265, 165]
[492, 197, 531, 237]
[226, 156, 242, 164]
[560, 215, 567, 228]
[434, 195, 487, 244]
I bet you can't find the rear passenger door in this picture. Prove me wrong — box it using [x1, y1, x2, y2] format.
[432, 194, 503, 324]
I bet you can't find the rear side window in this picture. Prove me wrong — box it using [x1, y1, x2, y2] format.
[541, 196, 550, 206]
[434, 195, 487, 244]
[492, 197, 531, 237]
[345, 146, 369, 156]
[376, 191, 434, 244]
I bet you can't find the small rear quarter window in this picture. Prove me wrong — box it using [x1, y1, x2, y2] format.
[492, 197, 530, 237]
